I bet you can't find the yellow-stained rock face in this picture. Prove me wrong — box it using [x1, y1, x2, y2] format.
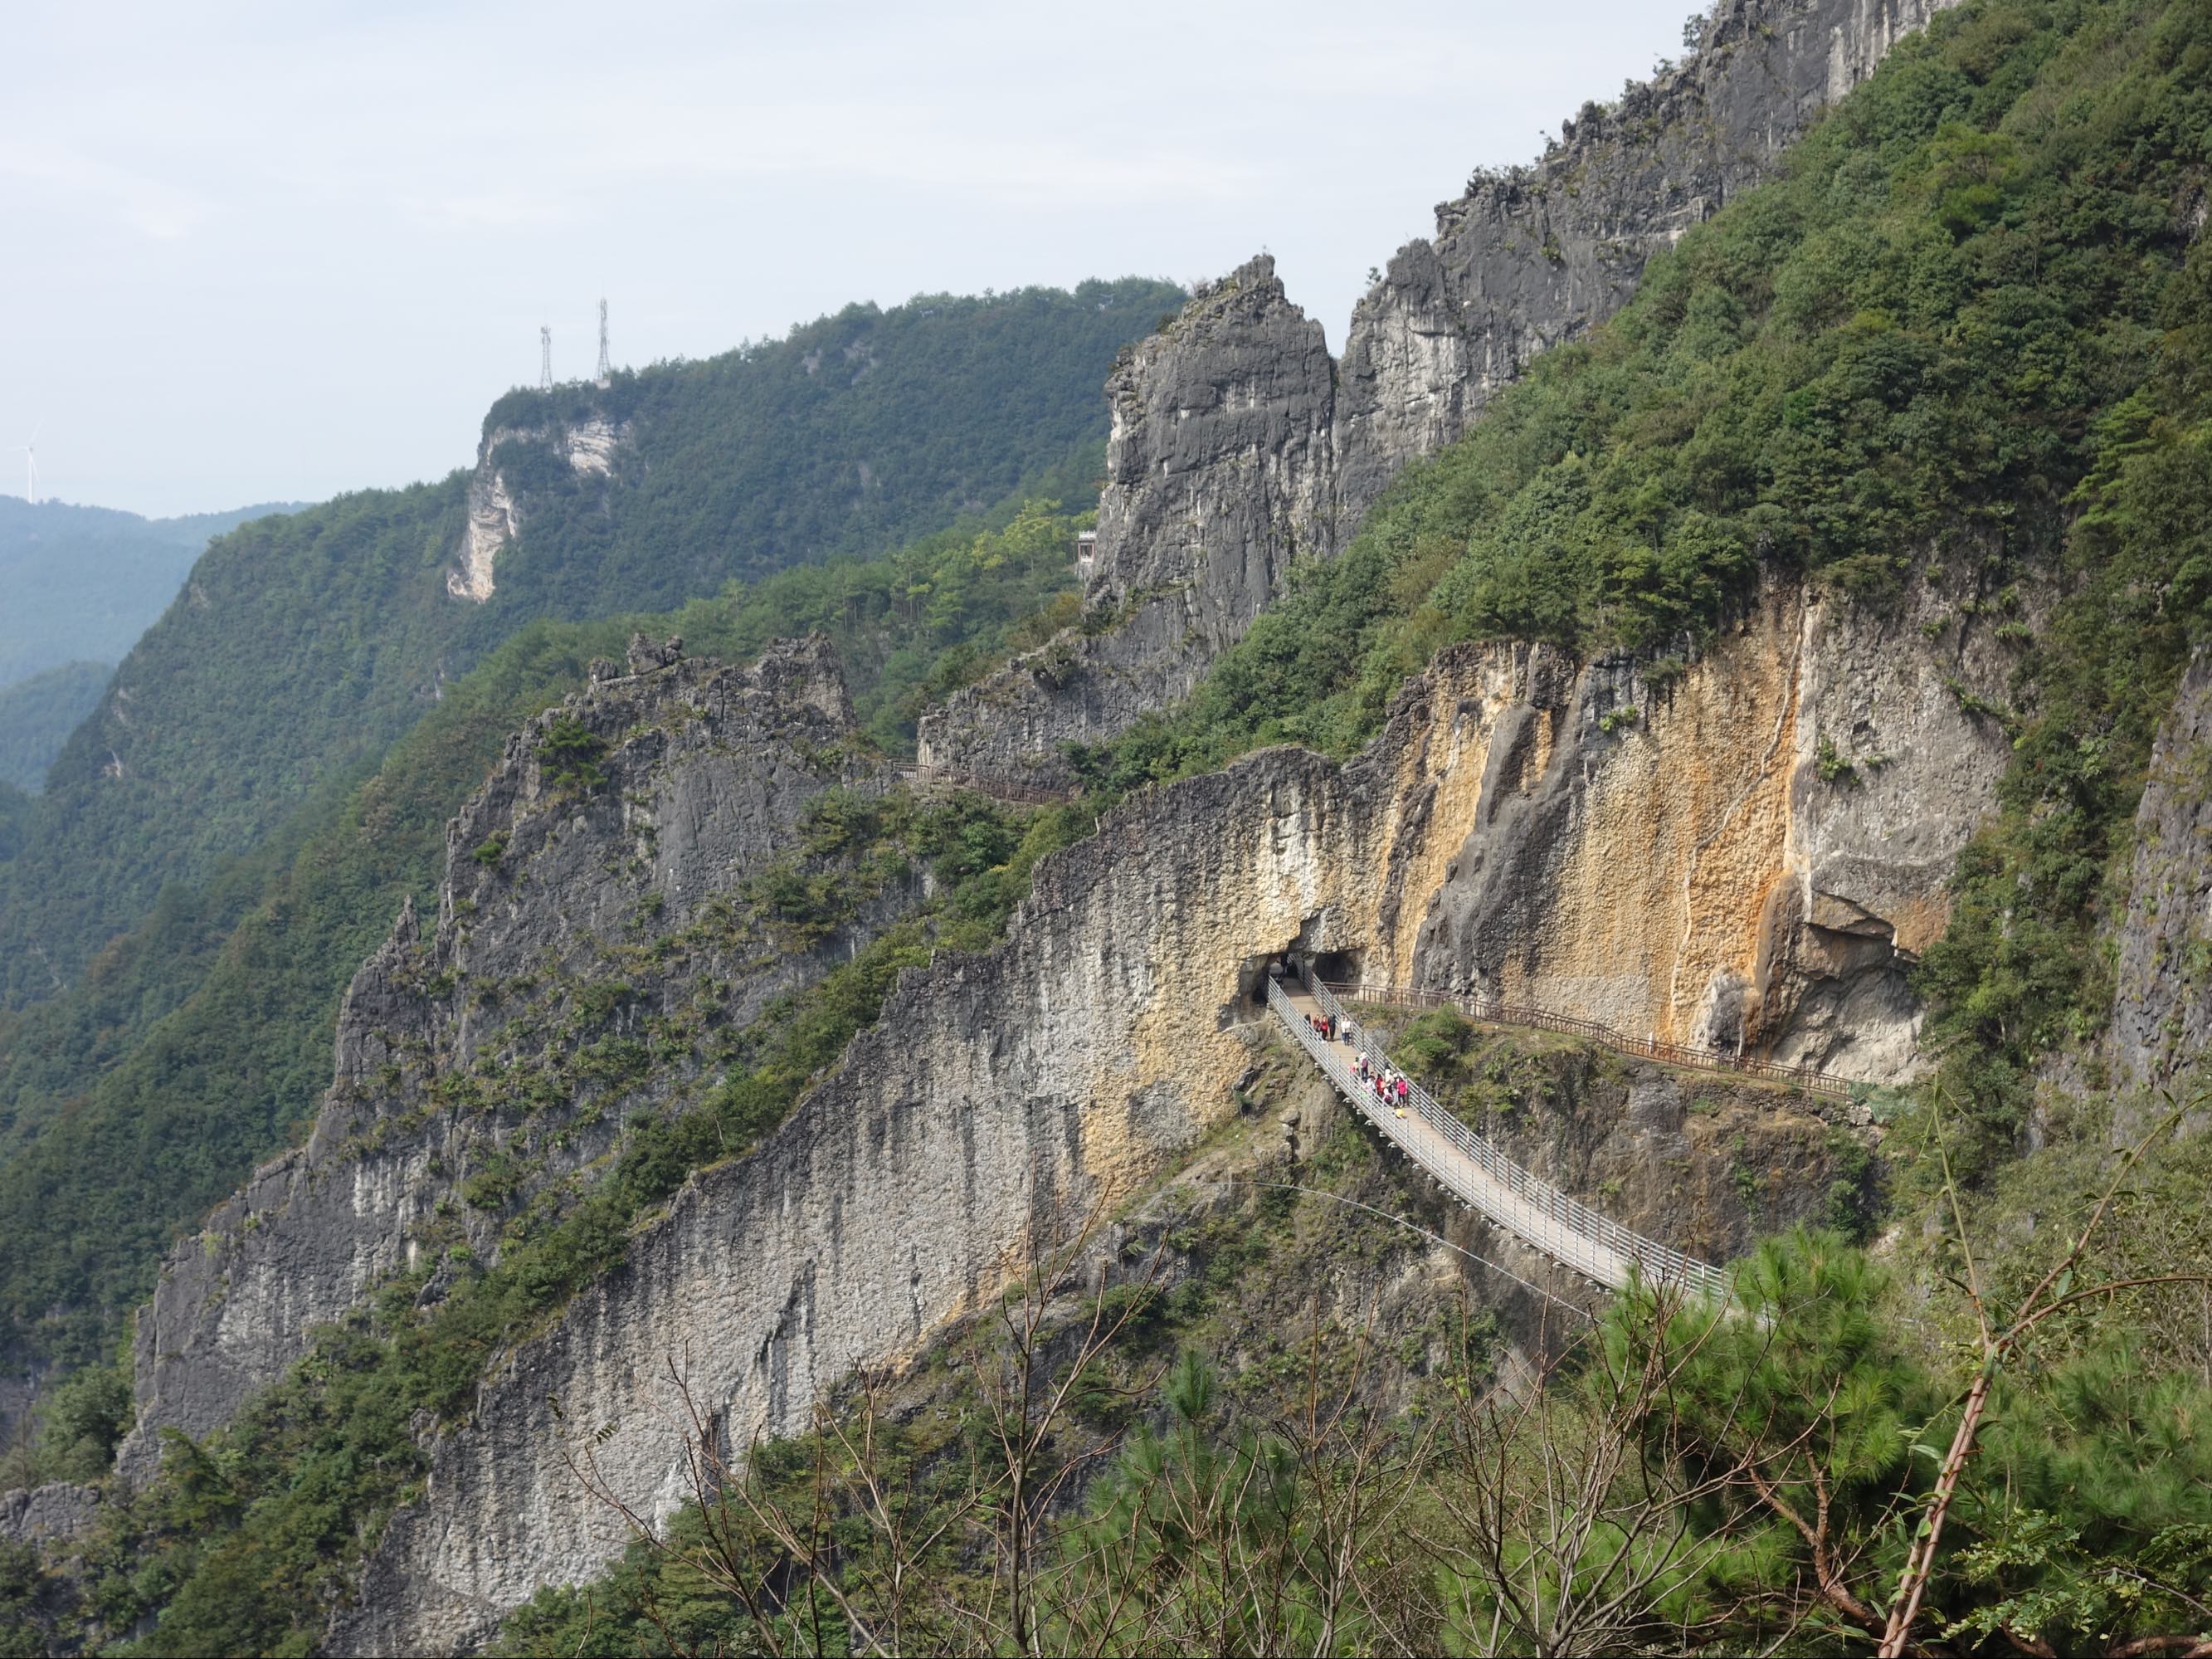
[1413, 573, 2028, 1081]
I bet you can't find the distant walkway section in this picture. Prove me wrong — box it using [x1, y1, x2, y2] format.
[1268, 968, 1729, 1298]
[896, 762, 1081, 808]
[1323, 981, 1857, 1104]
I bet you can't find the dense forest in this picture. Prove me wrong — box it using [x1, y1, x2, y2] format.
[0, 498, 300, 692]
[0, 279, 1177, 1012]
[481, 281, 1181, 616]
[0, 476, 1096, 1373]
[0, 664, 109, 793]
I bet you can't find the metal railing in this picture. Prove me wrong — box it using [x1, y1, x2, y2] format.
[1320, 981, 1856, 1103]
[1267, 971, 1728, 1299]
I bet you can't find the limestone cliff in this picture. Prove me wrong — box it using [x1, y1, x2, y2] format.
[449, 414, 634, 603]
[919, 258, 1336, 778]
[324, 583, 1938, 1649]
[1408, 571, 2027, 1082]
[919, 0, 1961, 781]
[116, 635, 900, 1483]
[1331, 0, 1956, 517]
[2108, 648, 2212, 1113]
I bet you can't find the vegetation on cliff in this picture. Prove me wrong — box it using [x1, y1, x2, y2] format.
[17, 787, 1084, 1656]
[9, 0, 2212, 1648]
[476, 1113, 2212, 1659]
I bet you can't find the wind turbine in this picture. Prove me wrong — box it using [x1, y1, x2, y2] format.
[20, 420, 40, 505]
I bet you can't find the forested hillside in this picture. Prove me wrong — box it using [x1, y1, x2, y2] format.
[0, 662, 108, 793]
[7, 0, 2212, 1649]
[0, 497, 301, 692]
[0, 477, 1095, 1373]
[483, 282, 1177, 614]
[0, 280, 1177, 1012]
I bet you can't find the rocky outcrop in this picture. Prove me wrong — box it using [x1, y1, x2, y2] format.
[447, 416, 633, 602]
[116, 637, 900, 1485]
[324, 564, 1988, 1648]
[1331, 0, 1956, 516]
[2109, 648, 2212, 1110]
[919, 258, 1336, 779]
[921, 0, 1961, 779]
[0, 1481, 98, 1547]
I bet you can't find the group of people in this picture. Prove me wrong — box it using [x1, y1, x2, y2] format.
[1355, 1051, 1411, 1112]
[1295, 1005, 1415, 1112]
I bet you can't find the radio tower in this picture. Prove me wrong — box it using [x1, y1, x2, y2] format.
[539, 325, 553, 391]
[595, 299, 611, 385]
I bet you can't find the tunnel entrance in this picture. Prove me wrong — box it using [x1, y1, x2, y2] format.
[1306, 949, 1362, 992]
[1233, 948, 1297, 1015]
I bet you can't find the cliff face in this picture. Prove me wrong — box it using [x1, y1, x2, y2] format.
[325, 579, 1961, 1649]
[919, 259, 1337, 778]
[2109, 648, 2212, 1122]
[116, 636, 899, 1483]
[448, 416, 634, 603]
[919, 0, 1960, 781]
[1331, 0, 1956, 516]
[1411, 573, 2025, 1080]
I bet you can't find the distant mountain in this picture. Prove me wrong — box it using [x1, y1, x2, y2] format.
[0, 661, 110, 792]
[0, 277, 1181, 1010]
[0, 497, 305, 691]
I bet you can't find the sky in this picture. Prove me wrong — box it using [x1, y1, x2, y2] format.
[2, 1, 1690, 519]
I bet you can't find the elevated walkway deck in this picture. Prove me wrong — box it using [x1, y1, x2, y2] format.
[1267, 969, 1728, 1299]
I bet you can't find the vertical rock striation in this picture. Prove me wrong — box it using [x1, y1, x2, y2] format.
[115, 637, 899, 1485]
[326, 576, 2000, 1648]
[919, 258, 1337, 780]
[1411, 571, 2025, 1082]
[2108, 648, 2212, 1115]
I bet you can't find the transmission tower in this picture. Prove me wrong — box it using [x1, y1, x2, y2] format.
[596, 298, 611, 383]
[539, 325, 553, 391]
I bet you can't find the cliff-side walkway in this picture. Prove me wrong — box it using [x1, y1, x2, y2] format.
[1267, 970, 1728, 1299]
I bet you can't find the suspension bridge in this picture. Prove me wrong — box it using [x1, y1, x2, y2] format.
[1266, 967, 1731, 1300]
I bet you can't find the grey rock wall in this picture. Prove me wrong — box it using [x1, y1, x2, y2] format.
[0, 1481, 99, 1548]
[1331, 0, 1956, 519]
[115, 637, 901, 1485]
[2109, 648, 2212, 1117]
[920, 257, 1337, 782]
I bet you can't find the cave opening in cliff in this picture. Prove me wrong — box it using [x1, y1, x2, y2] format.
[1307, 948, 1362, 990]
[1228, 944, 1368, 1023]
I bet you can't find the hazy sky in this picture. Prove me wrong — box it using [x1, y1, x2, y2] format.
[3, 1, 1689, 518]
